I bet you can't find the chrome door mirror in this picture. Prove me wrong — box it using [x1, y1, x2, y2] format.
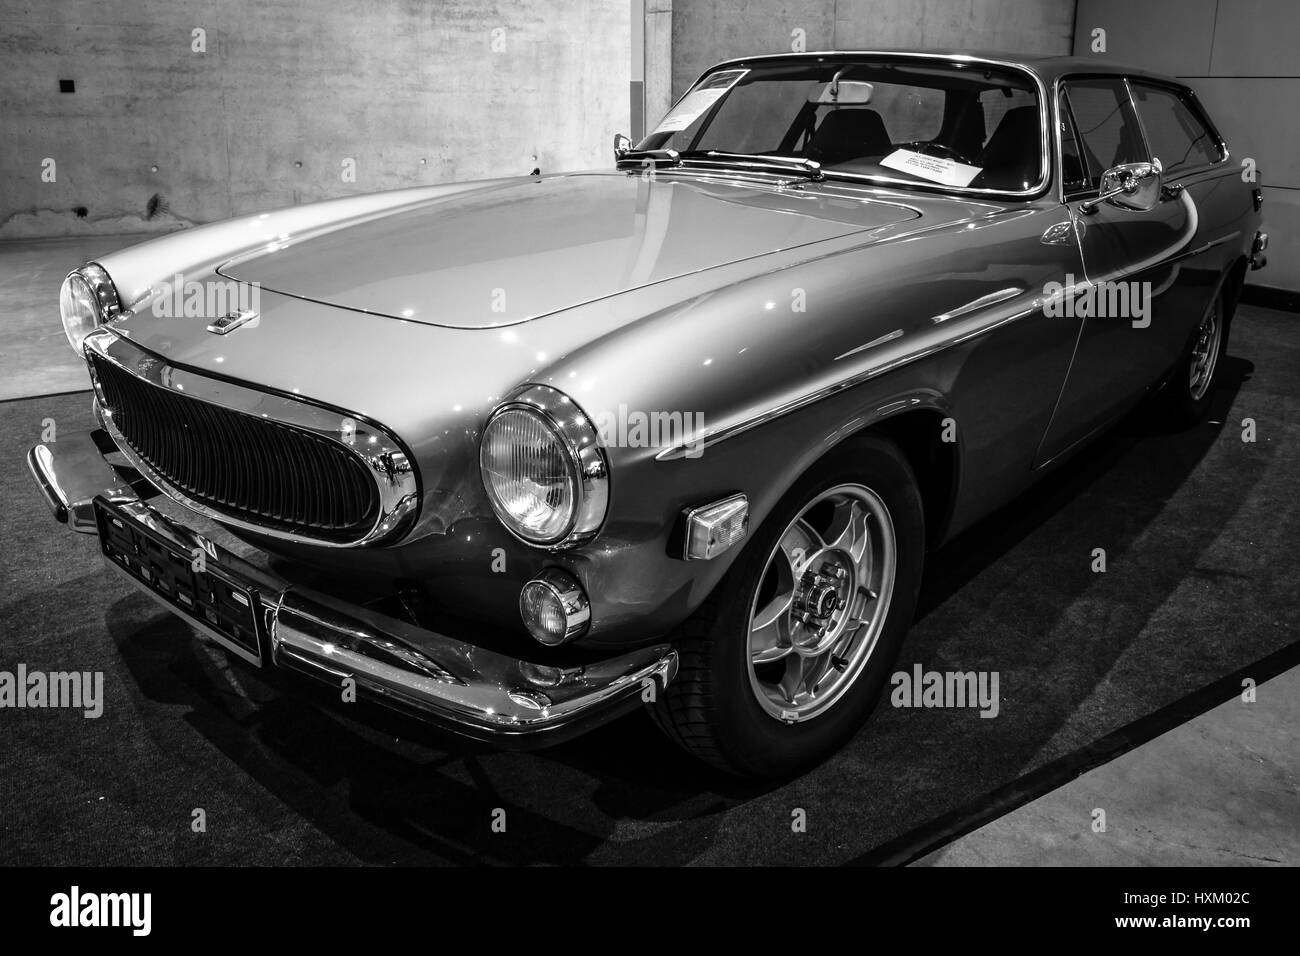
[613, 133, 632, 162]
[1081, 159, 1163, 214]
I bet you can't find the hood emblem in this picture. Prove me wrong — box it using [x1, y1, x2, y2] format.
[207, 309, 259, 335]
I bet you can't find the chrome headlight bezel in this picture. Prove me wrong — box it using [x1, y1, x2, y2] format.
[60, 262, 121, 352]
[479, 385, 609, 549]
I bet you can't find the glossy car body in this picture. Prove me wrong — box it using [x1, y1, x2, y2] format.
[30, 51, 1265, 755]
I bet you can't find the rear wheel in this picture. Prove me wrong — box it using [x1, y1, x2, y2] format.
[651, 436, 925, 777]
[1158, 291, 1228, 427]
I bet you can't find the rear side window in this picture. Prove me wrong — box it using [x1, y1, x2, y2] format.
[1062, 79, 1148, 189]
[1131, 83, 1223, 172]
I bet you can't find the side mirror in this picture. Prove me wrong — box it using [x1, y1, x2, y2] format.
[613, 133, 632, 162]
[1081, 159, 1162, 214]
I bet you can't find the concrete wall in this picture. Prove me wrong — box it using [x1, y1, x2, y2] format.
[644, 0, 675, 133]
[669, 0, 1076, 99]
[1073, 0, 1297, 293]
[0, 0, 630, 238]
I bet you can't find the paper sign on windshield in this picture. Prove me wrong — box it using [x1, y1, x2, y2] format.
[652, 69, 749, 135]
[880, 149, 982, 188]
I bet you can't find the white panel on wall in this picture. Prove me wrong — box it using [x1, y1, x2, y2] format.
[1209, 0, 1300, 76]
[1071, 0, 1218, 75]
[1075, 0, 1295, 292]
[1194, 78, 1300, 189]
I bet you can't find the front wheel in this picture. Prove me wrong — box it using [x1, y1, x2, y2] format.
[650, 435, 925, 777]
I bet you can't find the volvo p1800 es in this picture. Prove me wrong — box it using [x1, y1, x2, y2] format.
[30, 52, 1266, 776]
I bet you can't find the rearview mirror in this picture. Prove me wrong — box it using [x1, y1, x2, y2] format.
[808, 80, 874, 105]
[1082, 159, 1162, 214]
[613, 133, 632, 162]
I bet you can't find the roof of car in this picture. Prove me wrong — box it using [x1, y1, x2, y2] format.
[707, 50, 1178, 86]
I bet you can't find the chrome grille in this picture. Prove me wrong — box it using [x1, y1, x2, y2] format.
[91, 353, 380, 542]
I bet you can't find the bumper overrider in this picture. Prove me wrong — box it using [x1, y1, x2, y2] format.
[27, 430, 678, 747]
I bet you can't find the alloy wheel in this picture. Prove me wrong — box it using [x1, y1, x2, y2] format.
[745, 483, 896, 723]
[1188, 305, 1222, 401]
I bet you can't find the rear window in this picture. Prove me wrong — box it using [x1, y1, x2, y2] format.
[1131, 83, 1223, 173]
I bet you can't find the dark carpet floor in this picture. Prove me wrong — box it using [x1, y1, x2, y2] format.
[1, 304, 1296, 866]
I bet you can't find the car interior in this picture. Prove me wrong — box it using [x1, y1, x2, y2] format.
[787, 94, 1044, 190]
[661, 61, 1049, 192]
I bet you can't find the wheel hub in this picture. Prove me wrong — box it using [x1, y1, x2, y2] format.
[745, 483, 897, 723]
[793, 556, 850, 647]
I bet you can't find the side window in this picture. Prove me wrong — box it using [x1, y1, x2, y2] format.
[1061, 80, 1148, 190]
[1130, 83, 1223, 172]
[1058, 90, 1090, 194]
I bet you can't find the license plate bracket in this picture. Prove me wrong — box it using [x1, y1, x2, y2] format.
[94, 498, 265, 666]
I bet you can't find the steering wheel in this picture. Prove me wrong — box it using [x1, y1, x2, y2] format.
[897, 141, 979, 166]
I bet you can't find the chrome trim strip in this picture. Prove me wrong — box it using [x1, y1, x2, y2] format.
[481, 384, 610, 549]
[83, 328, 420, 548]
[656, 292, 1040, 460]
[929, 286, 1024, 324]
[835, 328, 903, 360]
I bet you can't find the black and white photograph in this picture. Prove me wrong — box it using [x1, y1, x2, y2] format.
[0, 0, 1294, 925]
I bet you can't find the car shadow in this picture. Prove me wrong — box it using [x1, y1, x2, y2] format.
[104, 355, 1279, 865]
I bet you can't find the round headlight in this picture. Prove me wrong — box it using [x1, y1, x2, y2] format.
[479, 386, 608, 547]
[59, 273, 99, 351]
[59, 263, 120, 352]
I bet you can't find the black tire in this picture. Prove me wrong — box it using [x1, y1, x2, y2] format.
[650, 434, 925, 777]
[1157, 289, 1229, 428]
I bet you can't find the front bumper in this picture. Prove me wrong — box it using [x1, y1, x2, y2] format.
[27, 430, 677, 748]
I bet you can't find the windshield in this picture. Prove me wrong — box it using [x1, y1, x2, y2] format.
[637, 57, 1045, 195]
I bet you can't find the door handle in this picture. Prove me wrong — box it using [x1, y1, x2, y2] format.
[1161, 182, 1185, 200]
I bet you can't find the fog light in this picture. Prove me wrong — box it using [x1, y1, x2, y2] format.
[520, 568, 590, 646]
[682, 493, 749, 560]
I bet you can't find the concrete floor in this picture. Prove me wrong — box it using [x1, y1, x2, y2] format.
[1, 234, 1295, 865]
[917, 666, 1299, 865]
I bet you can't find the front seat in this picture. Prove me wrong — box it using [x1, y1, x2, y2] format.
[973, 106, 1041, 190]
[806, 109, 892, 166]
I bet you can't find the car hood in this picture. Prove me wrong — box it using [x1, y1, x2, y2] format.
[218, 171, 920, 328]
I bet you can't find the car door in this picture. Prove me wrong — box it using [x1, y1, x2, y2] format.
[1127, 79, 1235, 359]
[1035, 77, 1199, 467]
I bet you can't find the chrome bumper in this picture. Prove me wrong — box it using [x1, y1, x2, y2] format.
[27, 431, 678, 747]
[1251, 230, 1268, 270]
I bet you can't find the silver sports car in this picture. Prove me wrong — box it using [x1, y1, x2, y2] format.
[30, 51, 1266, 776]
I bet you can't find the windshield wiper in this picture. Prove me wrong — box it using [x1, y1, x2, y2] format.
[615, 148, 681, 169]
[616, 148, 826, 182]
[679, 151, 825, 181]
